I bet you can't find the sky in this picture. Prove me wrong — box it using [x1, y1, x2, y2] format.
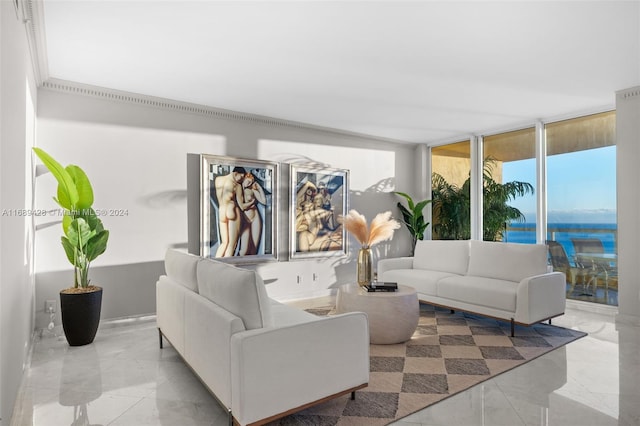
[502, 145, 616, 224]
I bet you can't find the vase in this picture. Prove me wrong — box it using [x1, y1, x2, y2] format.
[357, 246, 373, 286]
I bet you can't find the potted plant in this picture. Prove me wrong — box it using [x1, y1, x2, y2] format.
[33, 148, 109, 346]
[395, 192, 431, 255]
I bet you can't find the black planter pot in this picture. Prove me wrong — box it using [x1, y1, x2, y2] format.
[60, 286, 103, 346]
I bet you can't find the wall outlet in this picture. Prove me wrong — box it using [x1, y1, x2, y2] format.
[297, 275, 303, 284]
[45, 300, 56, 313]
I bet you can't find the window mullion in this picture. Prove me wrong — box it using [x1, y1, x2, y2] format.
[471, 135, 483, 240]
[536, 121, 547, 244]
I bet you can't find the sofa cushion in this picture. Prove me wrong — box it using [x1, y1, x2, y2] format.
[467, 240, 548, 283]
[165, 249, 201, 292]
[437, 275, 519, 313]
[413, 240, 470, 275]
[381, 269, 457, 296]
[197, 258, 273, 330]
[269, 300, 318, 327]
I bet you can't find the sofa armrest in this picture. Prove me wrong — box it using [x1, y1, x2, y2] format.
[183, 290, 245, 409]
[230, 312, 369, 425]
[157, 276, 187, 354]
[514, 272, 566, 324]
[377, 256, 414, 278]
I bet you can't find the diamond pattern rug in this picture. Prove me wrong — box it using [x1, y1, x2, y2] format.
[270, 304, 587, 425]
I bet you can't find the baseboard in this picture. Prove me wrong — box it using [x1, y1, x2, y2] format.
[36, 313, 157, 338]
[97, 313, 157, 329]
[565, 299, 618, 316]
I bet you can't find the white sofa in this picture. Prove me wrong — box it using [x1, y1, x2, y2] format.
[156, 249, 369, 426]
[377, 240, 566, 335]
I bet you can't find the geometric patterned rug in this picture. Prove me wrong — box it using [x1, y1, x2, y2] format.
[269, 304, 587, 425]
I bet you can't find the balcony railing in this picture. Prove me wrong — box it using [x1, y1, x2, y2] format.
[505, 223, 618, 261]
[506, 222, 618, 306]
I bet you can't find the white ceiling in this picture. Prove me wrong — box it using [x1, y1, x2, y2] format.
[40, 1, 640, 144]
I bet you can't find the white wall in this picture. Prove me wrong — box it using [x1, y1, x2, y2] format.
[0, 2, 37, 424]
[35, 120, 226, 269]
[616, 87, 640, 323]
[34, 86, 419, 328]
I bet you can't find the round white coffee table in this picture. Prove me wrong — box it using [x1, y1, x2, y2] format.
[335, 283, 419, 344]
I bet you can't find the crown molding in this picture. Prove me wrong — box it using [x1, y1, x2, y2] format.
[21, 0, 49, 85]
[617, 87, 640, 100]
[40, 79, 413, 146]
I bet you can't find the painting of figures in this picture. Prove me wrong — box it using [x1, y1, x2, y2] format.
[201, 155, 278, 263]
[290, 165, 348, 259]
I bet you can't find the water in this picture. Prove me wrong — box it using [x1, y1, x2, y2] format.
[504, 222, 617, 261]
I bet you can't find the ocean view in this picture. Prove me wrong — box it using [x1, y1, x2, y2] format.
[505, 222, 618, 260]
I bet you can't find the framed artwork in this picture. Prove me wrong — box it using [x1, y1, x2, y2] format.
[290, 165, 348, 259]
[200, 155, 278, 263]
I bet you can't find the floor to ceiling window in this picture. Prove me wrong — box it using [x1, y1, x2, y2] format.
[431, 141, 471, 240]
[483, 128, 536, 242]
[546, 111, 617, 306]
[428, 111, 617, 307]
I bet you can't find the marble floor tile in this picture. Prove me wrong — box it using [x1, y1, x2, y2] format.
[393, 301, 640, 426]
[10, 302, 640, 426]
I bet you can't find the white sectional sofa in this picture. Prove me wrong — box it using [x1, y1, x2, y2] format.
[156, 249, 369, 426]
[377, 240, 566, 335]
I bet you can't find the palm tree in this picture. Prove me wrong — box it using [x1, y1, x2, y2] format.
[432, 158, 534, 241]
[431, 174, 470, 240]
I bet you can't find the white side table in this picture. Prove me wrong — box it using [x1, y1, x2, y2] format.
[335, 283, 419, 344]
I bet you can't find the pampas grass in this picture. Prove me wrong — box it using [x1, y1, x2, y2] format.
[341, 209, 400, 247]
[341, 210, 369, 246]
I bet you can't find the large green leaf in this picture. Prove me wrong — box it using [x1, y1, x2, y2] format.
[61, 236, 76, 266]
[62, 214, 73, 236]
[81, 209, 103, 233]
[65, 218, 94, 249]
[394, 192, 415, 210]
[86, 230, 109, 262]
[396, 202, 411, 224]
[66, 165, 94, 211]
[414, 199, 432, 216]
[33, 148, 79, 210]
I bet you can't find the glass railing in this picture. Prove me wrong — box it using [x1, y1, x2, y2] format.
[506, 222, 618, 306]
[505, 222, 617, 262]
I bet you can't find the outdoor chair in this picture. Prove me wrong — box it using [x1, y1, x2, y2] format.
[569, 238, 617, 296]
[546, 240, 583, 295]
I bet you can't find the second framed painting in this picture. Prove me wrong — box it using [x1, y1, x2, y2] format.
[201, 155, 278, 263]
[290, 165, 349, 259]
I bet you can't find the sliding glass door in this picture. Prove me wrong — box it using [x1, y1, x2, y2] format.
[546, 111, 617, 305]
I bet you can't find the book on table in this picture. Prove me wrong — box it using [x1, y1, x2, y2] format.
[364, 282, 398, 292]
